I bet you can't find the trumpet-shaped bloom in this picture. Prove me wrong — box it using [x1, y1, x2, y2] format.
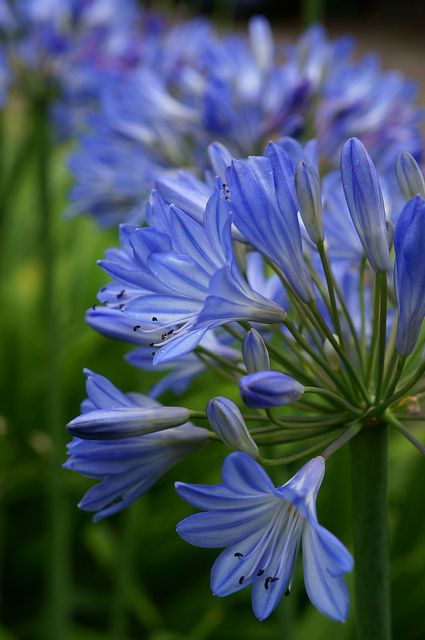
[394, 195, 425, 356]
[226, 142, 314, 302]
[176, 452, 353, 621]
[64, 370, 207, 520]
[92, 189, 285, 364]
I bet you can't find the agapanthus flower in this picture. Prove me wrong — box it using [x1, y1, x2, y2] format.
[176, 452, 353, 621]
[64, 370, 207, 520]
[90, 188, 285, 364]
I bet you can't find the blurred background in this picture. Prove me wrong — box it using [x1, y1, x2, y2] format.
[1, 1, 425, 639]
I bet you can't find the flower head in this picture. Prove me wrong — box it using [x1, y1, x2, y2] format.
[176, 452, 353, 621]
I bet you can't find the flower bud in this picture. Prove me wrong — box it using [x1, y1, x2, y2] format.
[242, 329, 270, 374]
[66, 406, 191, 440]
[295, 161, 324, 243]
[207, 397, 259, 458]
[341, 137, 391, 272]
[239, 371, 304, 408]
[394, 195, 425, 356]
[396, 151, 425, 200]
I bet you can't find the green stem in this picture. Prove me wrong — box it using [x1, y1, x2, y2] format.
[385, 411, 425, 457]
[372, 361, 425, 416]
[366, 276, 380, 387]
[310, 303, 370, 404]
[384, 356, 407, 401]
[34, 98, 69, 639]
[350, 424, 391, 640]
[375, 273, 388, 402]
[303, 387, 363, 416]
[317, 241, 346, 350]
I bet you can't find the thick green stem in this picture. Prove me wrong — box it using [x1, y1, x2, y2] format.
[34, 98, 69, 639]
[350, 424, 391, 640]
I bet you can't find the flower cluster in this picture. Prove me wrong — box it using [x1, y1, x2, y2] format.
[68, 19, 423, 226]
[0, 0, 162, 136]
[65, 121, 425, 623]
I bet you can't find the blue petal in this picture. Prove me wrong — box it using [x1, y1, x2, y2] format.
[302, 524, 351, 622]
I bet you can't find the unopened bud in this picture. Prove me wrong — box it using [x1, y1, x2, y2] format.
[239, 371, 304, 408]
[396, 151, 425, 200]
[207, 397, 259, 458]
[242, 329, 270, 374]
[295, 161, 324, 244]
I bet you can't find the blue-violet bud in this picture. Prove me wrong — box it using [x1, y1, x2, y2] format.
[207, 397, 259, 458]
[295, 160, 324, 243]
[242, 329, 270, 374]
[66, 406, 191, 440]
[396, 151, 425, 200]
[394, 195, 425, 356]
[239, 371, 304, 408]
[341, 137, 391, 272]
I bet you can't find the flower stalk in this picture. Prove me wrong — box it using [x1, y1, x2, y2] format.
[350, 423, 391, 640]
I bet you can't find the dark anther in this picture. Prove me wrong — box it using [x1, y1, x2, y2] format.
[100, 287, 106, 292]
[133, 325, 141, 331]
[116, 289, 125, 299]
[149, 342, 155, 347]
[167, 329, 174, 335]
[234, 552, 243, 558]
[151, 316, 158, 321]
[118, 303, 125, 309]
[264, 576, 279, 590]
[285, 588, 291, 597]
[238, 576, 244, 585]
[256, 569, 264, 576]
[92, 305, 97, 310]
[151, 351, 155, 356]
[161, 334, 166, 340]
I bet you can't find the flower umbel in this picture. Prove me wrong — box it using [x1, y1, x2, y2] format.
[176, 452, 353, 621]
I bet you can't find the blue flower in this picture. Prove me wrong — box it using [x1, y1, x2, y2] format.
[64, 370, 207, 521]
[176, 452, 353, 621]
[394, 195, 425, 356]
[226, 142, 314, 302]
[340, 138, 391, 272]
[92, 189, 285, 364]
[239, 371, 304, 408]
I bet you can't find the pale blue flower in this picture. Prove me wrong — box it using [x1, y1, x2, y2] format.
[176, 452, 353, 621]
